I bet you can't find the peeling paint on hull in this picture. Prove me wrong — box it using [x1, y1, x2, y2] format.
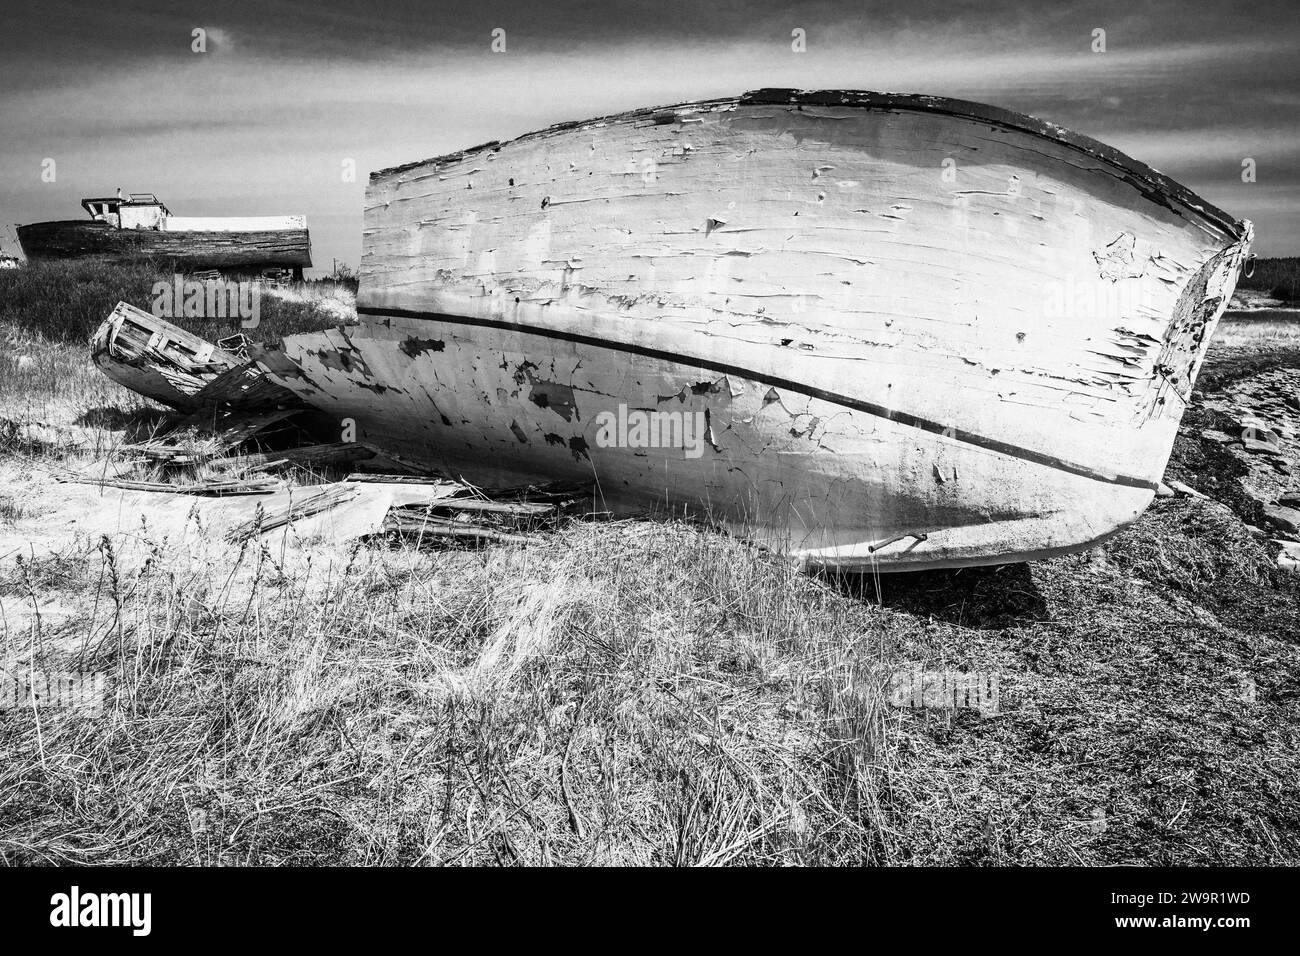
[258, 89, 1252, 570]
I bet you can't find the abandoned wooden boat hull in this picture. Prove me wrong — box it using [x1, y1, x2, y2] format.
[17, 219, 311, 272]
[257, 89, 1252, 570]
[92, 301, 251, 409]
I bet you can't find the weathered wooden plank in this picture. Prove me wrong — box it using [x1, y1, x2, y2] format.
[56, 474, 282, 496]
[383, 511, 539, 545]
[125, 408, 302, 462]
[208, 441, 375, 472]
[413, 497, 558, 516]
[225, 483, 360, 542]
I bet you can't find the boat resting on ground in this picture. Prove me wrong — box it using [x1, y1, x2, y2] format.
[18, 193, 311, 277]
[246, 89, 1249, 570]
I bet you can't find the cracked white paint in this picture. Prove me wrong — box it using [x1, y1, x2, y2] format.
[260, 92, 1252, 570]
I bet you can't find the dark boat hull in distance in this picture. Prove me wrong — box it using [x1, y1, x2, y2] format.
[16, 220, 312, 271]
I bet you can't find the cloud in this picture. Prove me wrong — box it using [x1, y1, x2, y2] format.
[202, 27, 235, 54]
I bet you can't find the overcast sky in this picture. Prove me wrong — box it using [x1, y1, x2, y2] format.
[1, 0, 1296, 270]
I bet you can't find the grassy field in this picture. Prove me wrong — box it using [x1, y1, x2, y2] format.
[0, 262, 1298, 865]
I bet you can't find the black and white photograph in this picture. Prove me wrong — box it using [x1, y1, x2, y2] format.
[0, 0, 1294, 933]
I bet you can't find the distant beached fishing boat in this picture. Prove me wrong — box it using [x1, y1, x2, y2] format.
[18, 192, 311, 277]
[254, 89, 1252, 570]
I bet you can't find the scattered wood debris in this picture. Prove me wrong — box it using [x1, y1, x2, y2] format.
[344, 473, 454, 485]
[126, 408, 304, 463]
[214, 478, 589, 546]
[383, 510, 540, 545]
[207, 441, 376, 473]
[381, 481, 591, 547]
[1166, 479, 1209, 500]
[226, 483, 360, 542]
[80, 306, 595, 549]
[92, 304, 315, 470]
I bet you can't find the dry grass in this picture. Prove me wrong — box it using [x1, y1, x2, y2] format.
[1, 480, 1296, 866]
[0, 520, 895, 865]
[1213, 315, 1300, 352]
[259, 281, 356, 327]
[0, 265, 1298, 865]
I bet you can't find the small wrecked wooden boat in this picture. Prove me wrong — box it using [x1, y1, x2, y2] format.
[18, 192, 311, 277]
[92, 300, 253, 410]
[248, 89, 1249, 570]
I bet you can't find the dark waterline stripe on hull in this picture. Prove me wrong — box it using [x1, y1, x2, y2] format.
[356, 305, 1159, 492]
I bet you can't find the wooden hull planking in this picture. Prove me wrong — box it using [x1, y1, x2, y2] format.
[92, 301, 248, 409]
[256, 90, 1251, 570]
